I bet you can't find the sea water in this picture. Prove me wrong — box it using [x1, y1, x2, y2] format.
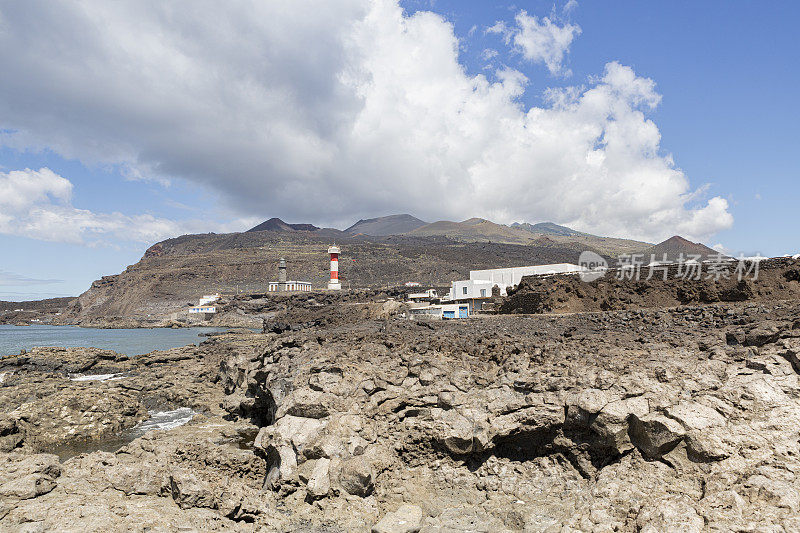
[48, 407, 198, 462]
[0, 324, 229, 357]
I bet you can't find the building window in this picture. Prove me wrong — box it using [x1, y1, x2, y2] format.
[480, 289, 486, 297]
[462, 286, 468, 295]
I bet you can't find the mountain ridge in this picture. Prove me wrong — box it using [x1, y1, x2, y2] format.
[344, 214, 427, 236]
[512, 221, 588, 237]
[243, 214, 710, 258]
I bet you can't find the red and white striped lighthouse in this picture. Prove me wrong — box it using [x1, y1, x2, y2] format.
[327, 245, 341, 290]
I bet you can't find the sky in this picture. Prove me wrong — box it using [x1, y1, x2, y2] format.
[0, 0, 798, 300]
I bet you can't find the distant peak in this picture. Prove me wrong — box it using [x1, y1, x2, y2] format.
[344, 214, 427, 236]
[246, 218, 319, 233]
[646, 235, 723, 260]
[512, 221, 585, 237]
[660, 235, 694, 245]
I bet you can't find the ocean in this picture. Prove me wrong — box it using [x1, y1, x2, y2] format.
[0, 324, 229, 358]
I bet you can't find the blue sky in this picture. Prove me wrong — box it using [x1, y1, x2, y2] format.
[1, 0, 798, 300]
[404, 0, 798, 255]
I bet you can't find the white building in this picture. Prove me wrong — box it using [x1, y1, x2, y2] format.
[468, 264, 582, 294]
[189, 306, 216, 314]
[408, 303, 470, 320]
[408, 289, 438, 301]
[198, 293, 221, 306]
[446, 263, 582, 313]
[268, 281, 313, 292]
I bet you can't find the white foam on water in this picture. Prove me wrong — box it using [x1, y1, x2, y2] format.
[135, 407, 196, 434]
[70, 373, 126, 382]
[793, 254, 800, 260]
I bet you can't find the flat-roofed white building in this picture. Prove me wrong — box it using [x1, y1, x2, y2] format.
[268, 281, 313, 292]
[198, 293, 221, 306]
[468, 264, 582, 294]
[408, 303, 469, 320]
[408, 289, 437, 301]
[446, 263, 582, 313]
[189, 306, 216, 314]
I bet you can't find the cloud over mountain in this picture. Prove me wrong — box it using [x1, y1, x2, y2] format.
[0, 0, 733, 243]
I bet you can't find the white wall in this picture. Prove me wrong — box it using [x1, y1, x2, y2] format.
[469, 264, 581, 292]
[448, 279, 495, 300]
[448, 263, 582, 299]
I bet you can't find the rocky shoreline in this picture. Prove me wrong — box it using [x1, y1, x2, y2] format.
[2, 297, 800, 531]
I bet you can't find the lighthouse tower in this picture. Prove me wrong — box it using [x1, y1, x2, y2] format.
[327, 245, 341, 290]
[277, 257, 287, 292]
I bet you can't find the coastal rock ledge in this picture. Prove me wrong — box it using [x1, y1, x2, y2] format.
[2, 300, 800, 531]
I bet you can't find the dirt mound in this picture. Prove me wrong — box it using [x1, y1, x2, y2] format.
[501, 257, 800, 314]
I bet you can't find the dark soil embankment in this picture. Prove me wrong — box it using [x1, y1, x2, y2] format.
[501, 257, 800, 314]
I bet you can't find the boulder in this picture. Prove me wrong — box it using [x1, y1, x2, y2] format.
[0, 474, 57, 500]
[744, 326, 781, 347]
[169, 469, 217, 510]
[0, 417, 23, 453]
[424, 507, 510, 532]
[255, 415, 326, 456]
[339, 456, 374, 497]
[685, 428, 733, 462]
[565, 388, 610, 428]
[665, 401, 726, 430]
[372, 504, 423, 533]
[637, 496, 704, 533]
[573, 388, 610, 414]
[450, 370, 473, 392]
[306, 458, 331, 499]
[434, 409, 473, 455]
[0, 453, 61, 500]
[309, 369, 343, 393]
[591, 396, 649, 454]
[303, 432, 346, 460]
[106, 464, 167, 496]
[629, 413, 686, 459]
[278, 389, 332, 419]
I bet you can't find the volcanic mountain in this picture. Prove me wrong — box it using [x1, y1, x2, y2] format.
[344, 214, 427, 236]
[643, 235, 724, 262]
[512, 221, 587, 237]
[408, 218, 535, 244]
[247, 218, 321, 233]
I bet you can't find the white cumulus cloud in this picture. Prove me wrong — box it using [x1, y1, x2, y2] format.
[0, 168, 254, 244]
[0, 0, 732, 243]
[489, 10, 581, 76]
